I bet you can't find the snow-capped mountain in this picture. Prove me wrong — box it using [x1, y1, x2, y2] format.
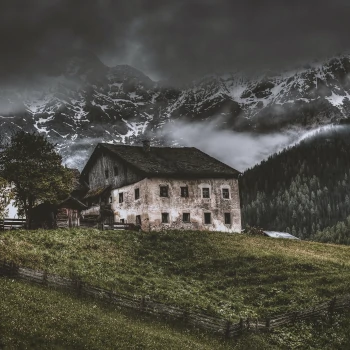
[1, 51, 350, 167]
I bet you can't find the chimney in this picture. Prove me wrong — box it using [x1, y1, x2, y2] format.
[142, 140, 151, 152]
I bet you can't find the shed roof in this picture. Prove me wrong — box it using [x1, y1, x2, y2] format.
[263, 231, 300, 240]
[82, 143, 240, 178]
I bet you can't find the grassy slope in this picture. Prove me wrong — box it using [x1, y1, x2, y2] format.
[0, 277, 232, 350]
[1, 229, 350, 320]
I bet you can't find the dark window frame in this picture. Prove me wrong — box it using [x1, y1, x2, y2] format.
[105, 169, 109, 179]
[162, 213, 169, 223]
[160, 186, 169, 197]
[183, 213, 190, 223]
[224, 213, 231, 225]
[119, 192, 124, 203]
[222, 188, 230, 199]
[135, 188, 140, 200]
[136, 215, 141, 225]
[204, 212, 211, 224]
[181, 186, 189, 198]
[202, 187, 210, 199]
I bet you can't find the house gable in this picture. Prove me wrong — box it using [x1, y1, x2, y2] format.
[81, 145, 145, 191]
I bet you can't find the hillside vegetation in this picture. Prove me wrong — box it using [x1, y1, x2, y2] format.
[1, 228, 350, 320]
[0, 277, 232, 350]
[240, 126, 350, 242]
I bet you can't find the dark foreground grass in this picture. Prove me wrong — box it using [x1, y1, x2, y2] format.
[0, 277, 232, 350]
[2, 277, 350, 350]
[1, 229, 350, 319]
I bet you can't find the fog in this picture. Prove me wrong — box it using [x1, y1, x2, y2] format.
[160, 119, 300, 172]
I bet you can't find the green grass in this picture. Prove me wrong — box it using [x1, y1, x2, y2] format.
[1, 229, 350, 320]
[0, 277, 232, 350]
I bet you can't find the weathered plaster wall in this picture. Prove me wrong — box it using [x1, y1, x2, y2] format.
[110, 177, 241, 233]
[87, 150, 143, 190]
[111, 178, 149, 229]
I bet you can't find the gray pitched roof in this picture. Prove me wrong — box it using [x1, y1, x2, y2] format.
[92, 143, 240, 178]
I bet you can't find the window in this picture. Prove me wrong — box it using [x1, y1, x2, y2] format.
[222, 188, 230, 199]
[162, 213, 169, 223]
[183, 213, 190, 223]
[202, 188, 210, 198]
[119, 193, 123, 203]
[120, 219, 125, 223]
[136, 215, 141, 225]
[181, 186, 189, 197]
[105, 169, 109, 179]
[224, 213, 231, 225]
[109, 196, 112, 204]
[135, 188, 140, 200]
[160, 186, 168, 197]
[114, 166, 119, 176]
[204, 213, 211, 224]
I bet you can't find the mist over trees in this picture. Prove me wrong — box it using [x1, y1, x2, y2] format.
[240, 127, 350, 243]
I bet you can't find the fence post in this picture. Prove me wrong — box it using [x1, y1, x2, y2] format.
[42, 271, 48, 286]
[140, 295, 146, 310]
[255, 318, 258, 331]
[182, 309, 189, 323]
[266, 318, 271, 331]
[292, 311, 298, 324]
[75, 278, 82, 297]
[224, 320, 231, 339]
[328, 297, 336, 324]
[10, 261, 16, 278]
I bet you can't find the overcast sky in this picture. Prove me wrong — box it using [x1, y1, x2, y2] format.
[2, 0, 350, 83]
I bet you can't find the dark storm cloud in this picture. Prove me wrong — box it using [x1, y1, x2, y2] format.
[2, 0, 350, 83]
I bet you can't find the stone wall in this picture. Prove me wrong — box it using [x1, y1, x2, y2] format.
[110, 177, 241, 233]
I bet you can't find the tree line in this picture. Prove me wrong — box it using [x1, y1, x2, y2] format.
[240, 127, 350, 242]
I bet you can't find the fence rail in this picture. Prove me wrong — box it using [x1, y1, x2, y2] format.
[102, 222, 141, 231]
[0, 259, 349, 338]
[0, 218, 26, 231]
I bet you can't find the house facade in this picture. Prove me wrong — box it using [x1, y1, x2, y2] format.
[80, 141, 241, 232]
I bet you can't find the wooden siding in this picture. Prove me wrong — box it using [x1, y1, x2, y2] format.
[87, 152, 144, 190]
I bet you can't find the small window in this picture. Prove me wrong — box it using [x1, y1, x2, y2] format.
[204, 213, 211, 224]
[222, 188, 230, 199]
[202, 188, 210, 198]
[120, 219, 125, 224]
[181, 186, 189, 197]
[105, 169, 109, 179]
[183, 213, 190, 223]
[136, 215, 141, 225]
[224, 213, 231, 225]
[109, 196, 112, 204]
[160, 186, 168, 197]
[162, 213, 169, 223]
[114, 166, 119, 176]
[135, 188, 140, 200]
[119, 193, 123, 203]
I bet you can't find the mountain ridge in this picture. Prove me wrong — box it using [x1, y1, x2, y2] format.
[2, 52, 350, 167]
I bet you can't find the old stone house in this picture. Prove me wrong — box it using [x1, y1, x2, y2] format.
[80, 141, 241, 232]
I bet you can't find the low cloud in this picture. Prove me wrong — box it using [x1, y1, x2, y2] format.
[160, 119, 299, 171]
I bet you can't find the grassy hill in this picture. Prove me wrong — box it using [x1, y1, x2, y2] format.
[0, 277, 233, 350]
[1, 228, 350, 321]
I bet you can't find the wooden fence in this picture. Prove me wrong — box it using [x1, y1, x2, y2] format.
[0, 218, 26, 231]
[102, 222, 141, 231]
[0, 259, 349, 338]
